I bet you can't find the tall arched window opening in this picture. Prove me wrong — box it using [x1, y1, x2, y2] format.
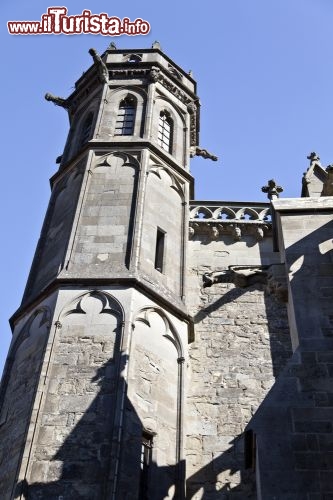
[158, 111, 173, 153]
[115, 97, 136, 136]
[79, 112, 94, 148]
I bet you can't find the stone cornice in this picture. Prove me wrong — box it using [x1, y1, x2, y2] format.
[50, 142, 195, 193]
[273, 197, 333, 212]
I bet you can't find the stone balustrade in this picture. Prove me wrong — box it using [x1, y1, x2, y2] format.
[189, 201, 272, 240]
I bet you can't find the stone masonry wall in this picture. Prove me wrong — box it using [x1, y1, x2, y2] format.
[0, 307, 51, 500]
[24, 291, 122, 500]
[70, 152, 140, 274]
[23, 159, 85, 303]
[186, 235, 292, 499]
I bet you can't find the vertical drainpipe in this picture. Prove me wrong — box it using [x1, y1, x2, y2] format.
[176, 355, 186, 499]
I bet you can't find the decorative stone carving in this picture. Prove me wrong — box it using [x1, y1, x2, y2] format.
[155, 73, 192, 106]
[261, 179, 283, 200]
[189, 115, 198, 147]
[134, 306, 183, 358]
[189, 226, 195, 239]
[110, 68, 148, 79]
[254, 226, 265, 241]
[187, 101, 197, 115]
[203, 265, 269, 288]
[149, 66, 160, 82]
[149, 164, 185, 199]
[190, 146, 218, 162]
[189, 202, 271, 241]
[168, 64, 182, 80]
[211, 226, 219, 239]
[96, 151, 140, 170]
[190, 202, 271, 222]
[125, 53, 142, 63]
[61, 290, 123, 320]
[231, 225, 242, 241]
[89, 48, 108, 84]
[45, 93, 69, 109]
[203, 263, 288, 302]
[108, 41, 117, 50]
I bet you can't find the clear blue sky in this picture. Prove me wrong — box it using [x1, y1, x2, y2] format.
[1, 0, 333, 375]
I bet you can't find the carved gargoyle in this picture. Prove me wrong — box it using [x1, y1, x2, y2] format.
[149, 67, 160, 82]
[89, 48, 108, 84]
[203, 265, 269, 288]
[203, 264, 288, 302]
[190, 147, 218, 162]
[44, 93, 69, 109]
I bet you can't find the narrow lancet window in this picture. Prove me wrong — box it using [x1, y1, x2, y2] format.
[79, 112, 93, 148]
[158, 111, 173, 153]
[244, 429, 256, 470]
[115, 97, 136, 135]
[139, 431, 153, 499]
[155, 228, 166, 273]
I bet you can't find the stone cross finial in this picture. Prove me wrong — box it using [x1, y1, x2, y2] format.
[261, 179, 283, 200]
[307, 152, 321, 167]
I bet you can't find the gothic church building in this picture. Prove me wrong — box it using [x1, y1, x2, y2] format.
[1, 44, 333, 499]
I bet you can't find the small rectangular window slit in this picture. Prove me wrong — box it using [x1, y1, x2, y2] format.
[155, 228, 165, 273]
[244, 429, 256, 470]
[140, 431, 153, 499]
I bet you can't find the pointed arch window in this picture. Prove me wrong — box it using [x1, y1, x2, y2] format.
[115, 97, 136, 136]
[158, 111, 173, 153]
[79, 112, 94, 148]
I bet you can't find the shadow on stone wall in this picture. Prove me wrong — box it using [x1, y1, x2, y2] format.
[13, 353, 257, 500]
[11, 282, 292, 498]
[263, 291, 292, 378]
[14, 354, 185, 500]
[186, 435, 256, 499]
[15, 357, 121, 499]
[187, 219, 333, 499]
[187, 274, 292, 499]
[194, 283, 292, 379]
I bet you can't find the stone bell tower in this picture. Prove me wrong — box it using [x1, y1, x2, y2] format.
[0, 43, 199, 499]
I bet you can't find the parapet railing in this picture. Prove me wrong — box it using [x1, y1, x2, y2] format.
[189, 201, 271, 221]
[189, 201, 272, 240]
